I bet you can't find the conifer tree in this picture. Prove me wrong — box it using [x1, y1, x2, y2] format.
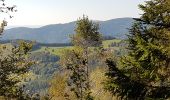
[0, 41, 33, 99]
[59, 16, 102, 100]
[105, 0, 170, 99]
[72, 15, 102, 48]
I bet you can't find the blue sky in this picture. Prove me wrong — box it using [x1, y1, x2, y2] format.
[5, 0, 146, 26]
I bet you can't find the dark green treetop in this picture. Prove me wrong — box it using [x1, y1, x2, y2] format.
[71, 15, 102, 48]
[105, 0, 170, 99]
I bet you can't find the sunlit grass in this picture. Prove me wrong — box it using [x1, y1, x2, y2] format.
[32, 39, 122, 56]
[35, 46, 73, 56]
[102, 39, 121, 48]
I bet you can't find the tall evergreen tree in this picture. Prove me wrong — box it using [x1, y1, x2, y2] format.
[59, 16, 102, 100]
[105, 0, 170, 99]
[71, 15, 102, 48]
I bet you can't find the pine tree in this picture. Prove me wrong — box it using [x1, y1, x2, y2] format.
[71, 15, 102, 48]
[59, 16, 102, 100]
[105, 0, 170, 99]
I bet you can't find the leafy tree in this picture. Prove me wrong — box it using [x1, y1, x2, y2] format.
[105, 0, 170, 99]
[90, 67, 117, 100]
[49, 72, 76, 100]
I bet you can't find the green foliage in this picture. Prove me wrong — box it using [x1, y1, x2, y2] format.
[0, 41, 33, 99]
[105, 0, 170, 99]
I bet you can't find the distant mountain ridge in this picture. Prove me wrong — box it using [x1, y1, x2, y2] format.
[1, 17, 134, 43]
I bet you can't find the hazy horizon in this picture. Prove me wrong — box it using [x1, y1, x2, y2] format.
[6, 17, 133, 28]
[2, 0, 146, 26]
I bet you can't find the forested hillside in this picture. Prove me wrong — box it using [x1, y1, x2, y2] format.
[1, 18, 133, 43]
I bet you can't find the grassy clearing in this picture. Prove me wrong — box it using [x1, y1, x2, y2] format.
[33, 46, 73, 56]
[32, 39, 122, 56]
[102, 39, 122, 48]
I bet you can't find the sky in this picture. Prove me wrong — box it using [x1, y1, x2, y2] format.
[3, 0, 146, 26]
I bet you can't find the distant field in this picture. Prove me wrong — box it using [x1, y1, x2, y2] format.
[102, 39, 122, 48]
[31, 39, 122, 56]
[33, 46, 73, 56]
[1, 39, 123, 56]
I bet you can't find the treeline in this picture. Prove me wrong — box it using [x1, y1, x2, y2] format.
[0, 39, 72, 47]
[0, 37, 117, 47]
